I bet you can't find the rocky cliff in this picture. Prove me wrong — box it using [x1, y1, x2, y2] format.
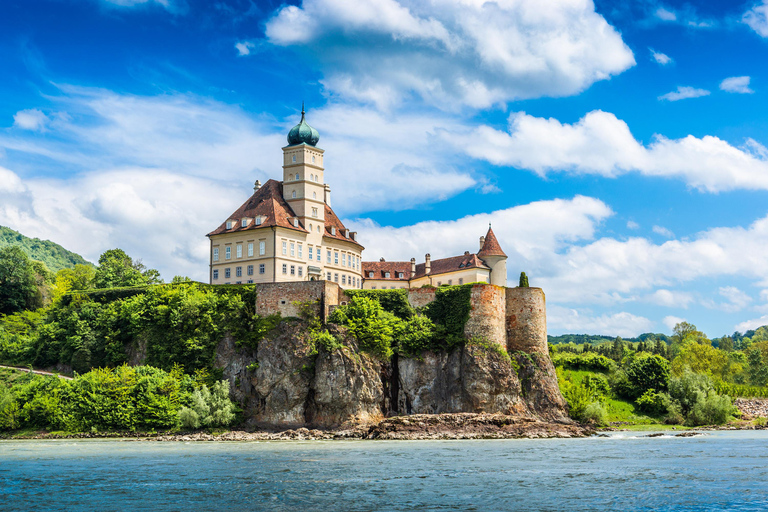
[215, 320, 570, 428]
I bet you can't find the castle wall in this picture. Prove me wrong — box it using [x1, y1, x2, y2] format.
[407, 287, 437, 309]
[505, 287, 548, 355]
[463, 284, 506, 347]
[254, 281, 327, 319]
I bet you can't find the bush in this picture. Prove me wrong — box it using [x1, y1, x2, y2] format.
[329, 296, 395, 359]
[667, 369, 736, 426]
[552, 352, 614, 372]
[178, 380, 236, 429]
[558, 368, 609, 423]
[687, 392, 737, 426]
[635, 389, 668, 416]
[394, 315, 438, 357]
[581, 402, 608, 426]
[625, 354, 670, 399]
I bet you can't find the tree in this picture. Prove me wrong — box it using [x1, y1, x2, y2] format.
[671, 343, 731, 380]
[92, 249, 162, 289]
[0, 246, 38, 315]
[519, 272, 529, 287]
[625, 353, 671, 398]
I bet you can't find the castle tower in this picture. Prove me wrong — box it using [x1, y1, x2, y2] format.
[477, 224, 507, 287]
[282, 104, 327, 250]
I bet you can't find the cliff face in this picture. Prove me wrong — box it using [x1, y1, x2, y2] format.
[217, 321, 569, 428]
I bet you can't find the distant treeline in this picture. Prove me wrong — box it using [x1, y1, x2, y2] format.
[548, 333, 671, 345]
[0, 225, 91, 273]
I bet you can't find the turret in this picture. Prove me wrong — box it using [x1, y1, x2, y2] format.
[477, 224, 507, 287]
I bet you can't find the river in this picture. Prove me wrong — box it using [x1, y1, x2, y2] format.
[2, 431, 767, 511]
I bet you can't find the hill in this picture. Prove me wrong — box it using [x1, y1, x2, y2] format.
[0, 225, 91, 272]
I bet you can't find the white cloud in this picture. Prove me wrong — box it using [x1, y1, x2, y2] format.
[704, 286, 753, 313]
[652, 225, 674, 238]
[265, 0, 635, 109]
[99, 0, 186, 14]
[658, 86, 710, 102]
[720, 76, 754, 94]
[735, 315, 768, 332]
[648, 289, 695, 309]
[744, 1, 768, 37]
[235, 41, 255, 56]
[655, 7, 677, 21]
[451, 109, 768, 193]
[663, 315, 685, 331]
[548, 306, 654, 337]
[13, 109, 49, 131]
[627, 220, 640, 230]
[650, 48, 672, 65]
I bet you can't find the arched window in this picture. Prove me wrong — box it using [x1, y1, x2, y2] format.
[315, 175, 319, 182]
[313, 192, 316, 199]
[317, 225, 321, 233]
[310, 174, 314, 181]
[292, 155, 296, 163]
[295, 173, 300, 180]
[312, 156, 315, 163]
[292, 190, 296, 198]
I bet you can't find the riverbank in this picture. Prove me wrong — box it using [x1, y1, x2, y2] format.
[0, 413, 592, 441]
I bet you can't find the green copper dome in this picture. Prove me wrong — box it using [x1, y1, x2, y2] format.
[287, 104, 319, 147]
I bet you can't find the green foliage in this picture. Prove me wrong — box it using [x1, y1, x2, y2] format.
[329, 296, 395, 359]
[0, 225, 91, 273]
[92, 249, 162, 289]
[635, 389, 668, 416]
[551, 351, 614, 372]
[313, 330, 343, 353]
[178, 380, 236, 429]
[422, 284, 473, 345]
[557, 368, 610, 423]
[581, 402, 608, 426]
[624, 353, 670, 399]
[667, 370, 736, 426]
[518, 272, 529, 287]
[345, 289, 414, 319]
[394, 315, 439, 357]
[0, 246, 41, 315]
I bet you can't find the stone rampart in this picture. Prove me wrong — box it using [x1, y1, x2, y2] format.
[463, 284, 506, 347]
[505, 287, 547, 355]
[407, 287, 437, 309]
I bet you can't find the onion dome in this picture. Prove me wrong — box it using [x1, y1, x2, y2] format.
[287, 103, 319, 147]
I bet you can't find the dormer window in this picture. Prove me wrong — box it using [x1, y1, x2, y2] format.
[293, 218, 299, 227]
[385, 272, 391, 278]
[351, 232, 356, 241]
[397, 272, 404, 279]
[344, 229, 349, 238]
[255, 217, 263, 225]
[331, 227, 336, 235]
[226, 220, 234, 229]
[241, 219, 248, 228]
[368, 271, 374, 278]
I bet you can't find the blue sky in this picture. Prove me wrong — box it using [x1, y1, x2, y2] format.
[2, 0, 768, 338]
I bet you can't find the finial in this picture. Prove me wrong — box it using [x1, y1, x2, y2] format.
[301, 101, 305, 116]
[253, 179, 261, 191]
[489, 222, 492, 228]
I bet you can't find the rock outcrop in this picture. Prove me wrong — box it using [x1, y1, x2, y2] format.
[217, 319, 570, 429]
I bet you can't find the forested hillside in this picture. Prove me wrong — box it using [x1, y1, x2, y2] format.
[0, 225, 91, 272]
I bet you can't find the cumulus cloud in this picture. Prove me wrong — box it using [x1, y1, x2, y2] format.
[451, 109, 768, 193]
[0, 85, 476, 214]
[663, 315, 686, 330]
[650, 48, 672, 65]
[735, 315, 768, 332]
[652, 225, 674, 238]
[264, 0, 635, 109]
[720, 76, 754, 94]
[658, 86, 710, 102]
[235, 41, 255, 56]
[99, 0, 187, 14]
[647, 289, 695, 309]
[703, 286, 753, 313]
[13, 109, 49, 131]
[548, 306, 654, 337]
[627, 220, 640, 230]
[744, 1, 768, 37]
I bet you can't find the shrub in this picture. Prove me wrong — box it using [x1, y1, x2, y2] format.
[625, 353, 670, 399]
[635, 389, 668, 416]
[329, 296, 395, 359]
[581, 402, 608, 426]
[178, 380, 236, 429]
[667, 369, 737, 426]
[687, 392, 736, 426]
[394, 315, 437, 357]
[558, 368, 609, 423]
[519, 272, 529, 288]
[314, 330, 343, 353]
[552, 352, 614, 372]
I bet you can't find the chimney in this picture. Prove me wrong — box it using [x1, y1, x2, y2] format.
[324, 184, 332, 206]
[253, 179, 261, 192]
[410, 257, 416, 278]
[380, 257, 386, 262]
[425, 253, 431, 275]
[479, 236, 485, 251]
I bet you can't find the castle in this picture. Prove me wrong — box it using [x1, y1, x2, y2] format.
[207, 108, 508, 290]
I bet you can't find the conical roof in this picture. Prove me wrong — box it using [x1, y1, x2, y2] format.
[477, 225, 507, 258]
[287, 104, 319, 146]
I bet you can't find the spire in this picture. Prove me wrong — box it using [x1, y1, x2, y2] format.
[287, 103, 320, 146]
[477, 225, 507, 258]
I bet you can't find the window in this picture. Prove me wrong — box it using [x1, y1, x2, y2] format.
[327, 272, 331, 280]
[241, 219, 248, 227]
[334, 273, 339, 282]
[459, 278, 463, 285]
[290, 242, 295, 257]
[310, 174, 314, 180]
[236, 244, 242, 258]
[282, 264, 287, 274]
[282, 241, 287, 255]
[248, 243, 253, 257]
[385, 272, 390, 278]
[226, 221, 233, 229]
[298, 244, 303, 259]
[317, 225, 321, 233]
[315, 175, 319, 182]
[255, 217, 262, 226]
[368, 272, 373, 278]
[448, 280, 452, 285]
[259, 264, 265, 274]
[313, 192, 316, 199]
[225, 268, 231, 278]
[293, 218, 299, 227]
[437, 282, 442, 286]
[327, 250, 331, 264]
[292, 190, 296, 199]
[236, 281, 242, 285]
[296, 173, 300, 180]
[312, 156, 315, 163]
[308, 247, 313, 260]
[342, 254, 346, 266]
[213, 248, 219, 262]
[247, 279, 253, 284]
[290, 265, 295, 275]
[334, 252, 339, 265]
[298, 266, 303, 277]
[372, 286, 376, 290]
[247, 265, 254, 276]
[342, 275, 346, 285]
[312, 208, 318, 218]
[236, 267, 242, 277]
[316, 248, 321, 261]
[225, 246, 231, 260]
[259, 241, 266, 256]
[292, 155, 296, 163]
[213, 269, 219, 279]
[397, 272, 404, 279]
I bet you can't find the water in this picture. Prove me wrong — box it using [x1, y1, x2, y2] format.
[2, 431, 768, 511]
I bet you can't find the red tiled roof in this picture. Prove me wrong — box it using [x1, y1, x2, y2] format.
[477, 226, 506, 258]
[362, 261, 412, 280]
[362, 253, 489, 281]
[207, 179, 307, 236]
[323, 203, 364, 248]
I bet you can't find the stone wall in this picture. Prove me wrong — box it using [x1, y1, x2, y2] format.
[254, 281, 328, 319]
[407, 287, 437, 309]
[463, 284, 506, 347]
[505, 287, 548, 355]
